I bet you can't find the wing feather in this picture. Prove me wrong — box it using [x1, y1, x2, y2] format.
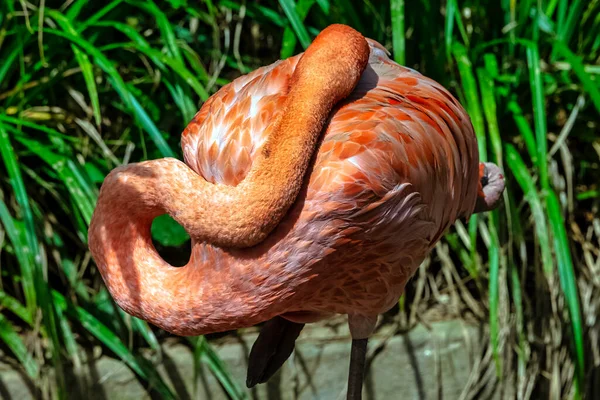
[182, 39, 479, 250]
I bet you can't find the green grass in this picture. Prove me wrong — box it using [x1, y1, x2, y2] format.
[1, 0, 599, 398]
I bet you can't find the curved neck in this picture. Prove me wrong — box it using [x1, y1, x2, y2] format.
[88, 24, 369, 334]
[178, 24, 369, 248]
[88, 161, 295, 335]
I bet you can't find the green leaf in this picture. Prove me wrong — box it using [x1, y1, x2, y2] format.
[525, 43, 549, 189]
[546, 192, 584, 394]
[0, 314, 38, 378]
[332, 0, 365, 33]
[315, 0, 330, 14]
[477, 66, 503, 163]
[0, 291, 32, 326]
[127, 0, 183, 61]
[52, 291, 176, 399]
[507, 99, 538, 166]
[13, 135, 97, 227]
[452, 43, 486, 162]
[45, 10, 102, 126]
[510, 262, 527, 376]
[390, 0, 405, 65]
[189, 337, 247, 400]
[0, 124, 37, 310]
[151, 214, 190, 247]
[0, 122, 66, 396]
[552, 40, 600, 113]
[557, 0, 584, 46]
[279, 0, 312, 49]
[280, 0, 316, 59]
[505, 144, 553, 277]
[488, 240, 500, 375]
[93, 22, 208, 101]
[43, 28, 176, 158]
[76, 0, 125, 32]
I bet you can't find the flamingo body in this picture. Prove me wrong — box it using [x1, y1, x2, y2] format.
[88, 26, 501, 341]
[178, 40, 478, 324]
[88, 26, 505, 398]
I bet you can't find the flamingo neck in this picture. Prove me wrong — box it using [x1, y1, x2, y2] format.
[87, 24, 369, 334]
[88, 163, 291, 335]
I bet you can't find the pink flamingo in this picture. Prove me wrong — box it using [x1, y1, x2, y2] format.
[88, 24, 505, 399]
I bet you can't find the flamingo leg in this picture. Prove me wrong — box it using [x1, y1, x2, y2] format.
[346, 314, 377, 400]
[347, 338, 368, 400]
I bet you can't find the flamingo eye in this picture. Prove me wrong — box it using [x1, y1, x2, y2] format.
[481, 172, 489, 187]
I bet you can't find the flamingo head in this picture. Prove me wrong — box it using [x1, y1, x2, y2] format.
[474, 162, 505, 213]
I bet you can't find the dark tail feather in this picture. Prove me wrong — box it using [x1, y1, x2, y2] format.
[246, 316, 305, 387]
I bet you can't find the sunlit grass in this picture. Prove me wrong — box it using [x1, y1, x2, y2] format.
[0, 0, 598, 398]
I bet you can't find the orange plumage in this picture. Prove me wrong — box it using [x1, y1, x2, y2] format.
[89, 26, 504, 395]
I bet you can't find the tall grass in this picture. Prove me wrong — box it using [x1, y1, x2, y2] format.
[0, 0, 598, 398]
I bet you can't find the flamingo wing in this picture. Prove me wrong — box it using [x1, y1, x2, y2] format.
[310, 53, 479, 245]
[182, 56, 300, 186]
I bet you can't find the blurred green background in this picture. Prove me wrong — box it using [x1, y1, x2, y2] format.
[0, 0, 599, 398]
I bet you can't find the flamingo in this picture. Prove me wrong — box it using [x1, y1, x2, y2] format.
[88, 24, 505, 399]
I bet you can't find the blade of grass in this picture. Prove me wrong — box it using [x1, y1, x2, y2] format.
[0, 121, 66, 398]
[478, 58, 503, 164]
[445, 0, 457, 61]
[505, 144, 553, 277]
[0, 125, 37, 310]
[0, 38, 27, 86]
[558, 0, 584, 46]
[54, 299, 82, 370]
[128, 91, 175, 158]
[510, 261, 527, 378]
[488, 239, 501, 375]
[0, 291, 32, 326]
[0, 201, 36, 314]
[220, 0, 287, 27]
[468, 214, 480, 276]
[45, 10, 102, 126]
[525, 43, 548, 188]
[576, 190, 599, 200]
[63, 0, 88, 21]
[479, 61, 504, 369]
[75, 118, 120, 165]
[280, 0, 315, 59]
[315, 0, 330, 14]
[94, 24, 208, 100]
[279, 0, 312, 49]
[42, 28, 175, 158]
[507, 98, 538, 166]
[0, 314, 38, 378]
[332, 0, 365, 33]
[131, 317, 161, 353]
[546, 191, 584, 396]
[52, 291, 176, 399]
[390, 0, 405, 65]
[452, 43, 486, 161]
[179, 43, 211, 84]
[13, 135, 96, 226]
[127, 0, 182, 60]
[75, 0, 125, 32]
[189, 337, 247, 400]
[162, 77, 198, 123]
[552, 40, 600, 113]
[0, 115, 78, 142]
